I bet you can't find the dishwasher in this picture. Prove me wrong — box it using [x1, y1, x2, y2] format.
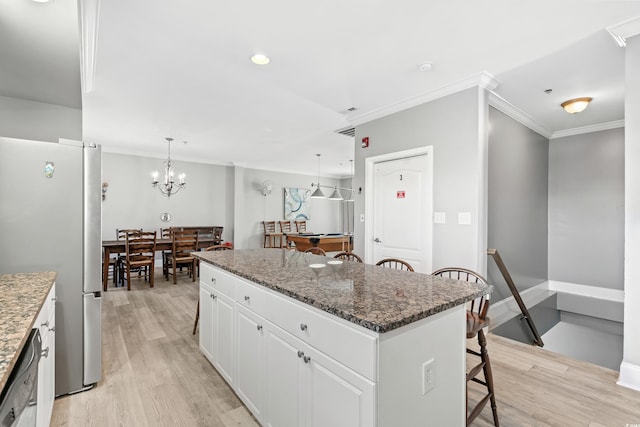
[0, 329, 42, 427]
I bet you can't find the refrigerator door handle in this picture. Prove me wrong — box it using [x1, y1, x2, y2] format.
[83, 292, 102, 386]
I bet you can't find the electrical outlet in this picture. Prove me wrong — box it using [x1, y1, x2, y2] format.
[422, 358, 436, 395]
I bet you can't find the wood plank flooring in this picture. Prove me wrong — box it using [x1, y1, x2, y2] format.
[51, 269, 640, 426]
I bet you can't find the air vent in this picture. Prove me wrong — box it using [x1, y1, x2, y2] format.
[335, 127, 355, 138]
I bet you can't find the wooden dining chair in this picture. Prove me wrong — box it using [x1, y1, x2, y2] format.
[262, 221, 283, 248]
[192, 244, 234, 335]
[304, 247, 326, 256]
[123, 230, 156, 290]
[333, 251, 363, 263]
[431, 267, 499, 427]
[114, 228, 143, 285]
[294, 220, 307, 233]
[165, 229, 199, 284]
[375, 258, 414, 272]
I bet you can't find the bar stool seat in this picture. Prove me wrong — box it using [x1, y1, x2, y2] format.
[432, 267, 499, 427]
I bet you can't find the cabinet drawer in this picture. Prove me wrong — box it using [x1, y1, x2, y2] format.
[234, 279, 267, 318]
[265, 292, 377, 381]
[200, 263, 235, 297]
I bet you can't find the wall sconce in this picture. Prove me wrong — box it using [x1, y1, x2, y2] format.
[561, 97, 592, 114]
[102, 182, 108, 201]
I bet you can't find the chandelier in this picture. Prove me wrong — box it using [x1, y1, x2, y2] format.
[151, 137, 186, 198]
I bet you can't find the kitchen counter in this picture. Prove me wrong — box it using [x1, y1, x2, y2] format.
[194, 248, 491, 333]
[0, 272, 56, 393]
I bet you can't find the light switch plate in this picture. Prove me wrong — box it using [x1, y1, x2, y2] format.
[458, 212, 471, 225]
[433, 212, 446, 224]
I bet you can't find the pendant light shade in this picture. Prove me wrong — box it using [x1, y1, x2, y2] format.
[328, 187, 343, 200]
[310, 186, 325, 198]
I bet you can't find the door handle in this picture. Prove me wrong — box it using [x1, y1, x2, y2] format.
[374, 237, 382, 243]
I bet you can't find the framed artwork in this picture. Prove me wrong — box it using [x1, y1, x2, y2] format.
[284, 188, 311, 220]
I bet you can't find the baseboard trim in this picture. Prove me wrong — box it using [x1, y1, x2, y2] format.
[618, 361, 640, 391]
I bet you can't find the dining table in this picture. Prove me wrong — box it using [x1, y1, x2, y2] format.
[102, 237, 217, 291]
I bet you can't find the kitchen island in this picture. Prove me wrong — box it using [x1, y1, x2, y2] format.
[194, 249, 491, 427]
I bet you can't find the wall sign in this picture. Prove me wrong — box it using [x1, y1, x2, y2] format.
[397, 190, 405, 198]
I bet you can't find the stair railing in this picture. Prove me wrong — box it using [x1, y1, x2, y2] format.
[487, 248, 544, 347]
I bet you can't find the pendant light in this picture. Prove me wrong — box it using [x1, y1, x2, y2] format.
[310, 153, 326, 198]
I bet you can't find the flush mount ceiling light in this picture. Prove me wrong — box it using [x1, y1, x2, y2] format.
[561, 97, 592, 114]
[417, 62, 433, 72]
[250, 54, 270, 65]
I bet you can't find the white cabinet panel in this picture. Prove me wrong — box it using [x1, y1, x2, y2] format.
[36, 283, 56, 427]
[236, 306, 266, 422]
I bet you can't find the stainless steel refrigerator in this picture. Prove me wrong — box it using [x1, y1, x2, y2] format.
[0, 136, 102, 396]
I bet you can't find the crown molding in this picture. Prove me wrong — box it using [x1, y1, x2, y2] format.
[607, 15, 640, 47]
[348, 71, 500, 126]
[79, 0, 101, 93]
[550, 120, 625, 140]
[488, 91, 552, 139]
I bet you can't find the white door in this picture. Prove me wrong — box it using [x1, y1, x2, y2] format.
[370, 153, 432, 273]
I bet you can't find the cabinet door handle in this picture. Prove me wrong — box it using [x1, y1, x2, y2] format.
[257, 325, 263, 331]
[41, 347, 50, 358]
[244, 295, 250, 301]
[211, 277, 216, 284]
[303, 356, 311, 364]
[41, 321, 50, 328]
[297, 350, 304, 358]
[300, 323, 307, 331]
[211, 294, 217, 300]
[49, 326, 55, 332]
[51, 297, 57, 302]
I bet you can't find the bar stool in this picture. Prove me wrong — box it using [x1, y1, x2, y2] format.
[262, 221, 283, 248]
[431, 267, 499, 427]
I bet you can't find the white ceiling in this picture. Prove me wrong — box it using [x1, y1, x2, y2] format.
[2, 1, 640, 178]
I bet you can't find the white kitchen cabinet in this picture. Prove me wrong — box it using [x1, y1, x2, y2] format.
[198, 260, 467, 427]
[199, 276, 235, 386]
[235, 305, 266, 423]
[264, 321, 375, 427]
[36, 283, 56, 427]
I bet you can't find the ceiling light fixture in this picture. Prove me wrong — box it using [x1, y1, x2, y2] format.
[151, 137, 186, 198]
[561, 97, 592, 114]
[250, 54, 270, 65]
[310, 155, 356, 202]
[418, 62, 433, 72]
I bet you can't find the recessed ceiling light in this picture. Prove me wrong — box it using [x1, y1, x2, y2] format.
[251, 54, 270, 65]
[32, 0, 53, 3]
[418, 62, 433, 72]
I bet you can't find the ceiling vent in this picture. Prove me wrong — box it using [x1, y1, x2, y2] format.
[335, 127, 355, 138]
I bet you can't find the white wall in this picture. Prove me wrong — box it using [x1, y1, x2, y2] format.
[620, 35, 640, 391]
[0, 95, 81, 142]
[101, 152, 231, 240]
[234, 167, 342, 249]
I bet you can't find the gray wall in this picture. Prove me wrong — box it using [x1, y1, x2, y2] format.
[0, 95, 82, 142]
[235, 167, 342, 249]
[487, 107, 549, 301]
[101, 152, 232, 241]
[353, 88, 485, 270]
[548, 127, 624, 290]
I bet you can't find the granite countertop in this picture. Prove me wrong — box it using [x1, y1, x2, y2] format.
[0, 272, 56, 393]
[194, 249, 492, 333]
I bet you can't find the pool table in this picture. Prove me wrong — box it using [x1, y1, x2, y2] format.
[287, 233, 352, 252]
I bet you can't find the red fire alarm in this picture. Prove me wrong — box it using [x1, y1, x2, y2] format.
[361, 137, 369, 148]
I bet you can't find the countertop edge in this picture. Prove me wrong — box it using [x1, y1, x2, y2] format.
[195, 253, 492, 333]
[0, 272, 56, 394]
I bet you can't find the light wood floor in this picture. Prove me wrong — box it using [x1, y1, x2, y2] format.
[51, 269, 640, 426]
